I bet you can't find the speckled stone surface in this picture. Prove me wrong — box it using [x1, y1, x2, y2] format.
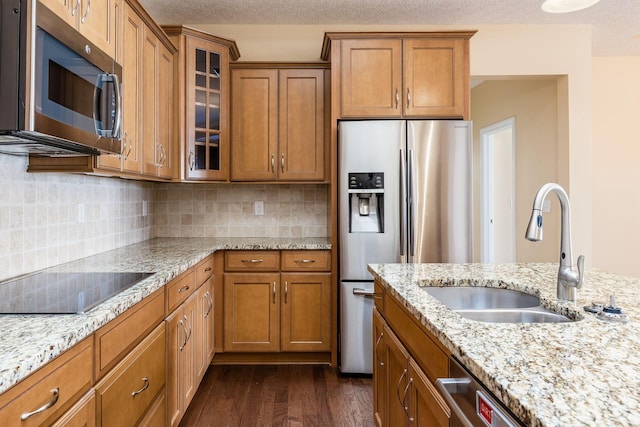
[0, 237, 330, 395]
[368, 263, 640, 427]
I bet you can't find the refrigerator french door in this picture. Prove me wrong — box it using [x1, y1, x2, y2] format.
[338, 120, 472, 374]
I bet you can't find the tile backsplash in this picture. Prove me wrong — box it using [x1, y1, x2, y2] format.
[0, 155, 154, 281]
[1, 153, 330, 281]
[154, 183, 329, 238]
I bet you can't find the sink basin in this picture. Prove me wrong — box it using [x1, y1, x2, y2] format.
[421, 286, 578, 323]
[422, 286, 540, 310]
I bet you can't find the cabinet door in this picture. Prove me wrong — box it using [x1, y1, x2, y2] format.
[157, 42, 176, 179]
[278, 69, 324, 181]
[51, 390, 95, 427]
[340, 39, 402, 117]
[224, 273, 280, 351]
[181, 292, 199, 411]
[230, 69, 278, 181]
[78, 0, 118, 59]
[373, 309, 386, 427]
[120, 3, 143, 173]
[39, 0, 75, 27]
[280, 273, 331, 351]
[408, 358, 450, 427]
[142, 28, 160, 176]
[165, 308, 184, 427]
[384, 324, 411, 426]
[403, 38, 467, 118]
[185, 37, 230, 180]
[196, 277, 215, 384]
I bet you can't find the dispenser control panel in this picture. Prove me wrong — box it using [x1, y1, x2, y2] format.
[348, 173, 384, 192]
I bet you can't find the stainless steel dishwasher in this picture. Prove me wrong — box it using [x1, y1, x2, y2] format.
[436, 357, 523, 427]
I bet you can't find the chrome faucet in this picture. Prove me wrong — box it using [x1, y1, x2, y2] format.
[525, 183, 585, 302]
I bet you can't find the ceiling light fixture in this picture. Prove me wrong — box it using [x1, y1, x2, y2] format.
[541, 0, 600, 13]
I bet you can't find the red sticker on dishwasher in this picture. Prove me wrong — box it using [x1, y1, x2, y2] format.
[478, 396, 493, 426]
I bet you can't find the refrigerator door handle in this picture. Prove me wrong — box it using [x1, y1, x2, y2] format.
[408, 149, 415, 259]
[400, 148, 406, 259]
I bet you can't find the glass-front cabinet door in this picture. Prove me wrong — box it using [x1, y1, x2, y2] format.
[185, 37, 230, 180]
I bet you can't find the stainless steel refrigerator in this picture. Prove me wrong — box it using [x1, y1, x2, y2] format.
[338, 120, 473, 374]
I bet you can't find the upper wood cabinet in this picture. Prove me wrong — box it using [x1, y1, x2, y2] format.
[39, 0, 120, 59]
[163, 26, 240, 181]
[230, 64, 327, 182]
[321, 32, 476, 119]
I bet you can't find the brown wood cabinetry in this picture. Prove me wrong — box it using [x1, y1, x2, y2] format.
[222, 250, 331, 357]
[163, 26, 240, 181]
[230, 65, 326, 182]
[95, 323, 166, 427]
[0, 338, 93, 427]
[39, 0, 120, 59]
[51, 390, 95, 427]
[322, 32, 475, 120]
[373, 279, 451, 427]
[166, 254, 216, 427]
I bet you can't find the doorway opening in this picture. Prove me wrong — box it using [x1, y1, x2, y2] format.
[480, 117, 516, 263]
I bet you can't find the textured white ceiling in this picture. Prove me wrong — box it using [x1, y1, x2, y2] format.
[139, 0, 640, 56]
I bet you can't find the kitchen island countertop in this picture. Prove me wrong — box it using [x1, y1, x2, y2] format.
[0, 237, 330, 395]
[368, 262, 640, 427]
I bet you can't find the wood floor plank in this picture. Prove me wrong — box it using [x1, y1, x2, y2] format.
[180, 365, 373, 426]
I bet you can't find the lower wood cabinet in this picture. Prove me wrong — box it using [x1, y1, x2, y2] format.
[0, 338, 93, 427]
[373, 281, 451, 427]
[95, 323, 166, 427]
[51, 390, 96, 427]
[196, 276, 215, 383]
[223, 250, 331, 354]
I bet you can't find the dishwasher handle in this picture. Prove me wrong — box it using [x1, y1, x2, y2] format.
[352, 288, 375, 297]
[436, 378, 475, 427]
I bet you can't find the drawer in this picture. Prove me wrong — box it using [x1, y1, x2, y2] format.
[225, 251, 280, 271]
[51, 389, 96, 427]
[0, 338, 93, 427]
[166, 269, 196, 313]
[374, 279, 385, 314]
[195, 255, 215, 285]
[281, 250, 331, 271]
[96, 324, 166, 427]
[94, 288, 165, 379]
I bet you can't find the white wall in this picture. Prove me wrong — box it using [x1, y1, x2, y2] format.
[592, 57, 640, 277]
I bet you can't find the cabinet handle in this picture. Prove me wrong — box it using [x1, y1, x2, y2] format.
[189, 150, 195, 171]
[281, 153, 285, 173]
[126, 132, 132, 158]
[294, 259, 316, 264]
[407, 87, 411, 109]
[403, 378, 414, 421]
[178, 285, 190, 293]
[20, 387, 59, 420]
[71, 0, 80, 16]
[272, 281, 276, 304]
[131, 377, 150, 397]
[179, 319, 187, 351]
[158, 144, 167, 166]
[183, 315, 192, 343]
[241, 259, 263, 264]
[374, 332, 384, 367]
[204, 291, 213, 318]
[271, 154, 275, 173]
[284, 281, 288, 304]
[80, 0, 91, 24]
[395, 88, 399, 109]
[203, 266, 212, 272]
[396, 369, 407, 410]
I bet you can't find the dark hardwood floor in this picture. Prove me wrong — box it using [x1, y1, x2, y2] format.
[179, 365, 374, 427]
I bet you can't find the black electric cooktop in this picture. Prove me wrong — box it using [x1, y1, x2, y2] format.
[0, 272, 154, 314]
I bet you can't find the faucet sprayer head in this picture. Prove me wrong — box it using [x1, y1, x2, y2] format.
[525, 209, 543, 241]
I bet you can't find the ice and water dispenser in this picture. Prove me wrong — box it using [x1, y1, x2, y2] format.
[347, 172, 385, 233]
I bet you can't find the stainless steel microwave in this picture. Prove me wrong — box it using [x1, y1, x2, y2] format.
[0, 0, 122, 156]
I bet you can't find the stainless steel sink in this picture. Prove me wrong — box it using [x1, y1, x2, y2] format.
[421, 286, 578, 323]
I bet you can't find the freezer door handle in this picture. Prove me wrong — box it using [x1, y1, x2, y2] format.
[408, 149, 415, 259]
[352, 288, 375, 297]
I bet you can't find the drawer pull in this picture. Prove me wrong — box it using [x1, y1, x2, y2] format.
[284, 281, 288, 304]
[295, 259, 316, 264]
[179, 319, 187, 351]
[131, 377, 150, 397]
[204, 291, 213, 318]
[203, 266, 212, 272]
[241, 259, 264, 264]
[272, 281, 276, 304]
[21, 387, 59, 420]
[178, 285, 190, 293]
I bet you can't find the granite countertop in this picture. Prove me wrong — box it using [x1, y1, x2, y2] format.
[0, 237, 330, 395]
[367, 263, 640, 427]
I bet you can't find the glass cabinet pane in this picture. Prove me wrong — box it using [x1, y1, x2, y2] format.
[209, 52, 220, 76]
[195, 74, 206, 88]
[195, 49, 206, 73]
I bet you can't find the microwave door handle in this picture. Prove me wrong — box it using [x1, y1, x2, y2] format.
[94, 73, 122, 139]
